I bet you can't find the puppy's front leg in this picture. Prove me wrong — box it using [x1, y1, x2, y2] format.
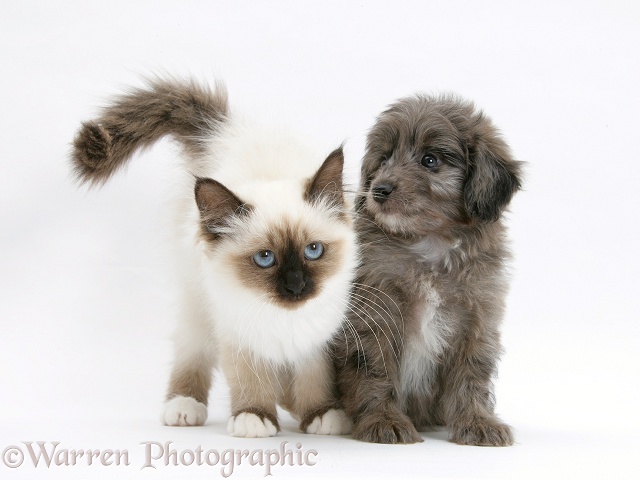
[335, 289, 422, 444]
[440, 321, 513, 446]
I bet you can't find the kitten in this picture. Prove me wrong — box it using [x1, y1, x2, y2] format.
[334, 94, 521, 445]
[71, 77, 357, 437]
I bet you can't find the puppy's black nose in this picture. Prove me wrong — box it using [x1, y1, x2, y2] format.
[372, 183, 394, 203]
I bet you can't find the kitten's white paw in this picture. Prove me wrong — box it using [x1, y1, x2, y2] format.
[305, 408, 353, 435]
[163, 395, 207, 426]
[227, 412, 278, 438]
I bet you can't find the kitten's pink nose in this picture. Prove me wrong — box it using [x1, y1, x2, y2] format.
[285, 271, 306, 296]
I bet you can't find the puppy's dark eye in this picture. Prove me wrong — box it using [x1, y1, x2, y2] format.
[380, 155, 388, 167]
[421, 154, 440, 169]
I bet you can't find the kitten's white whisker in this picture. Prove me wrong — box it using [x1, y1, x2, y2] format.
[340, 301, 389, 377]
[346, 299, 400, 370]
[349, 290, 402, 344]
[332, 288, 403, 365]
[311, 298, 367, 374]
[353, 283, 406, 339]
[343, 318, 367, 374]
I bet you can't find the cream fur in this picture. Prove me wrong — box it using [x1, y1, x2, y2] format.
[70, 77, 356, 436]
[165, 116, 357, 434]
[169, 118, 358, 365]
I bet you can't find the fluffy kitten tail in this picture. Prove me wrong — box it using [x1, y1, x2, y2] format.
[71, 77, 228, 185]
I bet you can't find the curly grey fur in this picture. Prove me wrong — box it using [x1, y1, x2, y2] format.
[334, 94, 522, 445]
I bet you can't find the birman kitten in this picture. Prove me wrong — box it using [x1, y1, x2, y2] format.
[71, 78, 357, 437]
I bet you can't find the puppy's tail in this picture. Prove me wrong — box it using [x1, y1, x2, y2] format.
[70, 77, 228, 185]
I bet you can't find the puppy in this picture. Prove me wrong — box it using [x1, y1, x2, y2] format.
[334, 94, 522, 445]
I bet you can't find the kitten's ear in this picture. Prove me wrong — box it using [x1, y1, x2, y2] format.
[305, 146, 345, 208]
[464, 133, 522, 222]
[195, 178, 250, 237]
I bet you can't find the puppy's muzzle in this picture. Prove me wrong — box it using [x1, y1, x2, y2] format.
[372, 182, 395, 203]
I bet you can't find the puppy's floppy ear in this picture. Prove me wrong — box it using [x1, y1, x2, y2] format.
[464, 129, 522, 222]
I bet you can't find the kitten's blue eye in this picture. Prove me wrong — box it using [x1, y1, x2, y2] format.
[304, 242, 324, 260]
[253, 250, 276, 268]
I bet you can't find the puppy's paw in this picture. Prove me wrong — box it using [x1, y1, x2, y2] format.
[305, 408, 353, 435]
[227, 412, 279, 438]
[353, 413, 423, 444]
[162, 395, 207, 426]
[450, 417, 514, 446]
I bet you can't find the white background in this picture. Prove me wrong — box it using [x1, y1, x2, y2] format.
[1, 1, 639, 479]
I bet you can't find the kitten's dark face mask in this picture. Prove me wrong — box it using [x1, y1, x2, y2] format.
[234, 227, 345, 309]
[254, 239, 324, 302]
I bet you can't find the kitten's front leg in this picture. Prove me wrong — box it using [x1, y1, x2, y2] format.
[292, 353, 353, 435]
[163, 358, 212, 426]
[163, 317, 215, 427]
[221, 345, 280, 438]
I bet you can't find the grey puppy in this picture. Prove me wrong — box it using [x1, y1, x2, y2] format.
[334, 94, 522, 445]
